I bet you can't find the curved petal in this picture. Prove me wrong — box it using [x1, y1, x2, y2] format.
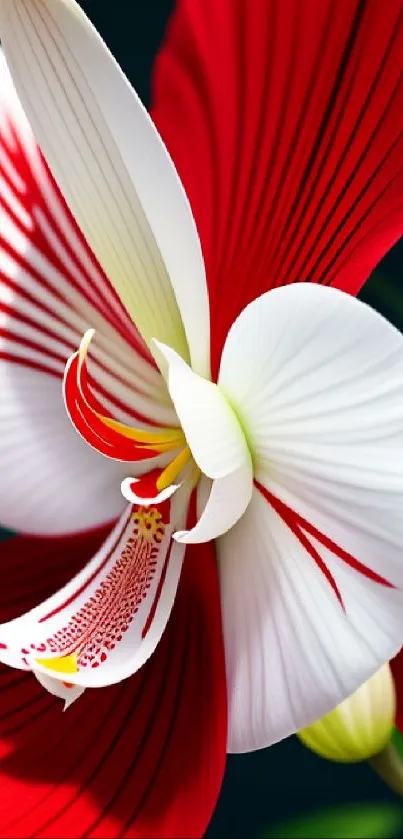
[0, 50, 176, 534]
[0, 533, 227, 838]
[155, 340, 250, 480]
[219, 484, 403, 752]
[0, 488, 192, 688]
[0, 0, 210, 376]
[153, 0, 403, 377]
[174, 462, 253, 544]
[34, 671, 85, 710]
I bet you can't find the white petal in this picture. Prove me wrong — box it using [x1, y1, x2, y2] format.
[0, 1, 210, 375]
[219, 284, 403, 591]
[0, 365, 129, 534]
[154, 340, 250, 480]
[219, 486, 403, 752]
[0, 489, 190, 687]
[0, 49, 175, 533]
[175, 459, 253, 544]
[34, 670, 85, 709]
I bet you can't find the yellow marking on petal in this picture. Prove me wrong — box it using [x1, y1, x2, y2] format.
[36, 654, 78, 675]
[157, 446, 192, 491]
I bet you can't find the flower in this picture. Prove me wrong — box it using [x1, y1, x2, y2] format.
[0, 0, 402, 836]
[298, 663, 396, 763]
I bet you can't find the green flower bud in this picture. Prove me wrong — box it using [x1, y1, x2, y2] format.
[298, 663, 396, 763]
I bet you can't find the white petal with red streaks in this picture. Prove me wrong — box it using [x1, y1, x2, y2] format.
[0, 1, 210, 376]
[0, 489, 191, 687]
[219, 485, 403, 752]
[0, 50, 177, 532]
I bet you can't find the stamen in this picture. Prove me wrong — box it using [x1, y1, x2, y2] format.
[99, 415, 185, 449]
[156, 446, 192, 491]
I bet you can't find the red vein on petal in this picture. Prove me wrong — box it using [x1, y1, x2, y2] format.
[39, 513, 131, 624]
[256, 480, 395, 591]
[257, 482, 344, 607]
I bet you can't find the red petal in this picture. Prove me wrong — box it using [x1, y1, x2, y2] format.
[152, 0, 403, 378]
[0, 533, 226, 838]
[390, 649, 403, 732]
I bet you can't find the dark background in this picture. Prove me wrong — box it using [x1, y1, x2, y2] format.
[16, 1, 403, 835]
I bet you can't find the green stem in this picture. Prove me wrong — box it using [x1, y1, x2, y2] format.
[369, 742, 403, 797]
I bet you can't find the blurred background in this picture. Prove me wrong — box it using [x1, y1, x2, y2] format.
[3, 1, 403, 836]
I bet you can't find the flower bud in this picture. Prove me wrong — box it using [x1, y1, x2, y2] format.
[298, 663, 396, 762]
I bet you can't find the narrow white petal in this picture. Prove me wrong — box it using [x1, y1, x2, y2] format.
[175, 459, 253, 544]
[154, 340, 250, 480]
[0, 1, 210, 374]
[0, 488, 190, 688]
[219, 486, 403, 752]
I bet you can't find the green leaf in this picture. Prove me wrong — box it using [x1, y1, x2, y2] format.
[262, 803, 403, 839]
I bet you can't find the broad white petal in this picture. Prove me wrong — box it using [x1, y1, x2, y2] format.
[0, 488, 190, 688]
[218, 283, 403, 750]
[219, 486, 403, 752]
[0, 1, 210, 375]
[219, 283, 403, 591]
[175, 460, 253, 544]
[155, 340, 250, 480]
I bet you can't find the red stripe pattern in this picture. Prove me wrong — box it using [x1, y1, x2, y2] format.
[0, 533, 227, 838]
[152, 0, 403, 378]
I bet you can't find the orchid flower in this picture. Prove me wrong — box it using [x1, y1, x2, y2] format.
[0, 0, 403, 836]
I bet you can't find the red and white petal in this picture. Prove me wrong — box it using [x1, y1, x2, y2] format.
[0, 489, 192, 688]
[64, 339, 181, 465]
[153, 0, 403, 378]
[219, 484, 403, 752]
[0, 0, 211, 376]
[155, 340, 250, 480]
[219, 283, 403, 589]
[0, 50, 175, 534]
[0, 534, 227, 838]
